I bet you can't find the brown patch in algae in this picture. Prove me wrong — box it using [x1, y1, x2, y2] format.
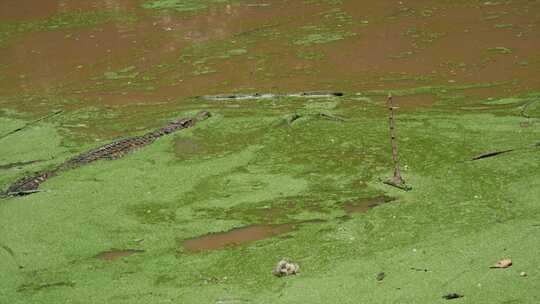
[95, 249, 144, 261]
[182, 224, 294, 252]
[343, 196, 396, 214]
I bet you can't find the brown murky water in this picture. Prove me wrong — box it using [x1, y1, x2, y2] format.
[343, 196, 396, 214]
[0, 0, 108, 21]
[182, 223, 294, 252]
[95, 249, 144, 261]
[1, 0, 538, 112]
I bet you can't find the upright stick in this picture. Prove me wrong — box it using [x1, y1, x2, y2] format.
[385, 94, 411, 191]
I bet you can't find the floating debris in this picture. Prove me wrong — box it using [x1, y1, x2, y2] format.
[490, 258, 512, 269]
[442, 293, 464, 300]
[272, 259, 299, 277]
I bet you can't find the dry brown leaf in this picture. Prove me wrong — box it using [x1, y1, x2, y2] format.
[491, 258, 512, 269]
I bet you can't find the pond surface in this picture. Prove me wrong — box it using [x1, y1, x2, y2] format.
[1, 0, 538, 123]
[1, 2, 539, 303]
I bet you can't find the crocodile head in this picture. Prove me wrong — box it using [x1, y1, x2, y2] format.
[160, 111, 210, 134]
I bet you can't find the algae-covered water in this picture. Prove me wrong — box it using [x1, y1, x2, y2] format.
[1, 0, 539, 303]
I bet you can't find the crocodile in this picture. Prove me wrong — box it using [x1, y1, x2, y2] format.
[3, 111, 211, 197]
[200, 91, 344, 101]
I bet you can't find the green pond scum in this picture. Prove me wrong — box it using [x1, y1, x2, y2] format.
[1, 0, 540, 303]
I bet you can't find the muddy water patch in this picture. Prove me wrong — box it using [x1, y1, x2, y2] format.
[181, 218, 325, 252]
[182, 223, 294, 252]
[95, 249, 144, 261]
[343, 196, 396, 214]
[307, 1, 540, 93]
[0, 21, 162, 93]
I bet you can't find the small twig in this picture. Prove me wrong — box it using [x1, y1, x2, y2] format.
[442, 293, 464, 300]
[1, 243, 23, 269]
[472, 140, 540, 161]
[472, 149, 515, 160]
[0, 110, 64, 141]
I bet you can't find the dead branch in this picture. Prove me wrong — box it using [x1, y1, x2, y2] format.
[472, 140, 539, 161]
[384, 94, 411, 191]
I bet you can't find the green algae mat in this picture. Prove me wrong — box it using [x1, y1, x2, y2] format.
[1, 0, 540, 303]
[2, 98, 539, 303]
